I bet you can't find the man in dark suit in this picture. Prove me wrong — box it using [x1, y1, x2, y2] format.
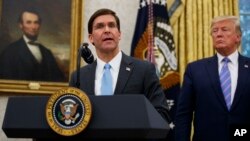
[0, 9, 65, 82]
[175, 16, 250, 141]
[69, 8, 170, 123]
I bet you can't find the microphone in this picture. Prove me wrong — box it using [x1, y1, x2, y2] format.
[80, 43, 94, 64]
[76, 42, 94, 88]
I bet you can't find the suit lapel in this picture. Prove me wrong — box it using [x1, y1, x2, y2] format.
[85, 61, 97, 95]
[18, 39, 38, 65]
[206, 55, 228, 110]
[114, 53, 133, 94]
[231, 55, 250, 109]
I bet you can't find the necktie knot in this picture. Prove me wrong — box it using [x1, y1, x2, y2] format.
[28, 41, 40, 46]
[222, 57, 230, 63]
[104, 64, 111, 70]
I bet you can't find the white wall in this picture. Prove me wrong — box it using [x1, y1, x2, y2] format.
[0, 1, 139, 140]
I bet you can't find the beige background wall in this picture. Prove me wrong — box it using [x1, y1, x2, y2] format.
[0, 1, 139, 140]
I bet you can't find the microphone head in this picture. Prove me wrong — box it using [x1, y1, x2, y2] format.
[82, 42, 89, 47]
[80, 43, 94, 64]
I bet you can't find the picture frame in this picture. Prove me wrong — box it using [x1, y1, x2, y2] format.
[0, 0, 83, 94]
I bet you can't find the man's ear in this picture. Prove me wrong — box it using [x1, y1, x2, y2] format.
[88, 34, 95, 45]
[118, 31, 121, 40]
[235, 34, 241, 44]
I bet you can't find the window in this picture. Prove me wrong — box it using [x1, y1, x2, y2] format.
[239, 0, 250, 57]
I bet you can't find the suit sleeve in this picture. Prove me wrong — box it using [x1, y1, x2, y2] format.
[175, 64, 195, 141]
[69, 71, 77, 87]
[144, 62, 171, 123]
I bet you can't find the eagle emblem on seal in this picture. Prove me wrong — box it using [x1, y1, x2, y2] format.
[59, 99, 80, 125]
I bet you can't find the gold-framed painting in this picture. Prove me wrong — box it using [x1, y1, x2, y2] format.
[0, 0, 83, 94]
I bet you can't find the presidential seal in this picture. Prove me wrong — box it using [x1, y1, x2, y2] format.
[46, 87, 92, 136]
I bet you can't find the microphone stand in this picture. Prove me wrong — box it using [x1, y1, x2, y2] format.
[76, 47, 81, 88]
[75, 43, 93, 88]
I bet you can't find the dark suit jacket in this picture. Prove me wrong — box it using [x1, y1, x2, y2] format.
[0, 38, 65, 82]
[69, 52, 170, 122]
[175, 54, 250, 141]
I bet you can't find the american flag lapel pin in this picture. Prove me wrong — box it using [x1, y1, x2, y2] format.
[244, 64, 248, 68]
[126, 67, 131, 71]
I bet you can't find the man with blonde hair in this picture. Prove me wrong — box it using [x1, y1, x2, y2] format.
[175, 16, 250, 141]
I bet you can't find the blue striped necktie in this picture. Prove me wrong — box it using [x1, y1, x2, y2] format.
[219, 57, 231, 110]
[101, 64, 113, 95]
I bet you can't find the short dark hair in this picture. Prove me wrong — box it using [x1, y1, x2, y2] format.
[18, 8, 42, 24]
[88, 8, 120, 34]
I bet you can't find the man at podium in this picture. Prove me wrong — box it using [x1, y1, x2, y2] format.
[69, 8, 170, 122]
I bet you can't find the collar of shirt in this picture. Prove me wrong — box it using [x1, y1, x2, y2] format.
[96, 51, 122, 74]
[217, 50, 239, 66]
[23, 35, 30, 43]
[23, 35, 38, 45]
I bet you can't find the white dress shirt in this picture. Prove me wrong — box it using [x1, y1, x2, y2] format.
[217, 50, 238, 104]
[95, 51, 122, 96]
